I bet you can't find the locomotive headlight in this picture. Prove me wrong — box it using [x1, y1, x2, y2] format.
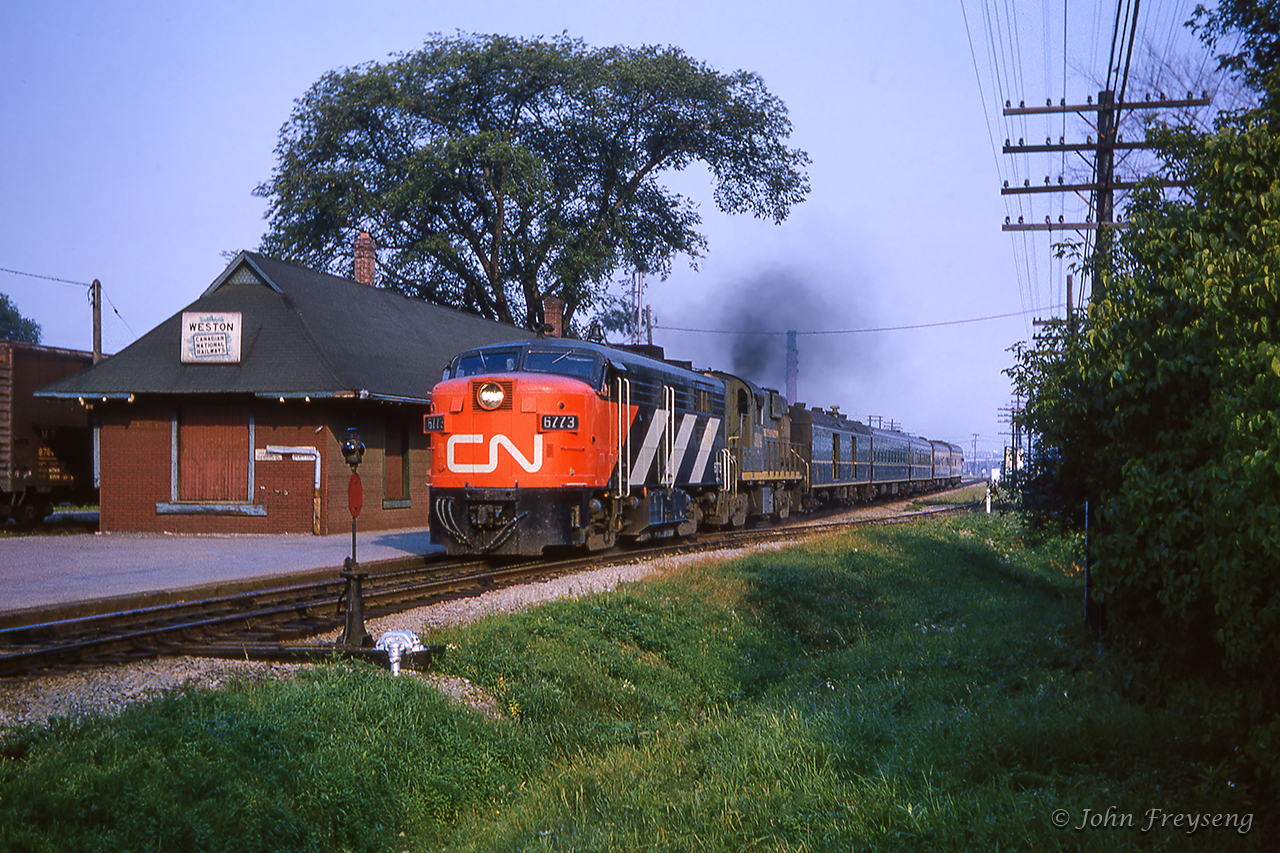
[476, 382, 506, 410]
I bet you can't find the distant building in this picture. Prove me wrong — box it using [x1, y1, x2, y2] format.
[37, 251, 532, 535]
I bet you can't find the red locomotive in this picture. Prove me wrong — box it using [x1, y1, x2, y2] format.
[425, 338, 962, 556]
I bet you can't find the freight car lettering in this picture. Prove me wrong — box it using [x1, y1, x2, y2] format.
[446, 433, 543, 474]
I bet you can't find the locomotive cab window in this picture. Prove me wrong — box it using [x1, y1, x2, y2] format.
[523, 349, 601, 383]
[452, 348, 521, 377]
[603, 361, 628, 397]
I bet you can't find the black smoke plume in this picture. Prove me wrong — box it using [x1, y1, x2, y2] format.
[712, 267, 880, 401]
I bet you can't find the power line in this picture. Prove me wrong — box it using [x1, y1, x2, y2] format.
[0, 266, 92, 287]
[101, 289, 137, 339]
[657, 306, 1060, 337]
[1, 264, 137, 341]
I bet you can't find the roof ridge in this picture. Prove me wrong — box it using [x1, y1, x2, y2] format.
[244, 255, 352, 393]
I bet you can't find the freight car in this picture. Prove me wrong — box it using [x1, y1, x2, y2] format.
[425, 338, 962, 556]
[0, 341, 96, 525]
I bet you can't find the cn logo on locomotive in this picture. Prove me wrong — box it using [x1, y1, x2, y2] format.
[445, 433, 544, 474]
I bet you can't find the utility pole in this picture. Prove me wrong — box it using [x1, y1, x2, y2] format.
[90, 279, 102, 364]
[1002, 76, 1208, 640]
[1067, 273, 1076, 335]
[1001, 90, 1209, 307]
[785, 330, 798, 405]
[632, 271, 644, 346]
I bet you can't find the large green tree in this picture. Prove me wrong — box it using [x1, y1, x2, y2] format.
[255, 33, 809, 332]
[0, 292, 40, 343]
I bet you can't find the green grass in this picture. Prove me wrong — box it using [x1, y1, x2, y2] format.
[0, 512, 1269, 851]
[902, 481, 989, 510]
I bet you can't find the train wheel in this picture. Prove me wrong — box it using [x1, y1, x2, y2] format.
[586, 526, 616, 550]
[13, 501, 46, 529]
[678, 502, 702, 540]
[774, 489, 791, 520]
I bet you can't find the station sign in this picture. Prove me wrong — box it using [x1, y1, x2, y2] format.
[181, 312, 242, 363]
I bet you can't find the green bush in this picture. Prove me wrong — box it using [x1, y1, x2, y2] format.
[1008, 113, 1280, 781]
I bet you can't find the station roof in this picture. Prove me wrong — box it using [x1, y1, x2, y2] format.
[36, 252, 533, 404]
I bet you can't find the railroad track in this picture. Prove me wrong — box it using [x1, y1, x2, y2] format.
[0, 498, 981, 679]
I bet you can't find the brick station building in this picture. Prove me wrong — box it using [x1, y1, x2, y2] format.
[37, 249, 531, 535]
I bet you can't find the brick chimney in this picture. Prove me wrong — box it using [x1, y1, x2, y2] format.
[543, 296, 564, 338]
[353, 231, 376, 286]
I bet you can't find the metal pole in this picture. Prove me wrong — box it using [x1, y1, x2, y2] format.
[1067, 274, 1076, 335]
[91, 280, 102, 364]
[634, 272, 643, 346]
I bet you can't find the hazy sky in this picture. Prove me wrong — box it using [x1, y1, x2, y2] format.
[0, 1, 1221, 453]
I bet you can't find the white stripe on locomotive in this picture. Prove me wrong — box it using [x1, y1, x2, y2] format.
[629, 410, 668, 486]
[628, 411, 721, 486]
[689, 418, 721, 483]
[666, 413, 698, 484]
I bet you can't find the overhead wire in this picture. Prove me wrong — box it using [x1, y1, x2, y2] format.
[1007, 0, 1043, 327]
[657, 305, 1063, 337]
[0, 264, 137, 342]
[0, 266, 91, 287]
[982, 0, 1035, 337]
[960, 0, 1008, 194]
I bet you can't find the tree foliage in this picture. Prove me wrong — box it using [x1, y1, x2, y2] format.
[1009, 8, 1280, 780]
[0, 292, 41, 343]
[255, 33, 809, 332]
[1008, 113, 1280, 778]
[1194, 1, 1280, 112]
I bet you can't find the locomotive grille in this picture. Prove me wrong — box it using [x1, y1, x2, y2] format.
[471, 380, 513, 411]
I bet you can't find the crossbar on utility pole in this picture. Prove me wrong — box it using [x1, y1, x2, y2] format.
[1001, 95, 1209, 116]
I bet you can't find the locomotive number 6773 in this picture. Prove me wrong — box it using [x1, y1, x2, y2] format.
[425, 338, 962, 556]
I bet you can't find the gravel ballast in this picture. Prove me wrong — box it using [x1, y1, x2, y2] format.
[0, 548, 757, 730]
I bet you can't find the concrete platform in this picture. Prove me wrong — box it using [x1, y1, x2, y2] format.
[0, 527, 443, 627]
